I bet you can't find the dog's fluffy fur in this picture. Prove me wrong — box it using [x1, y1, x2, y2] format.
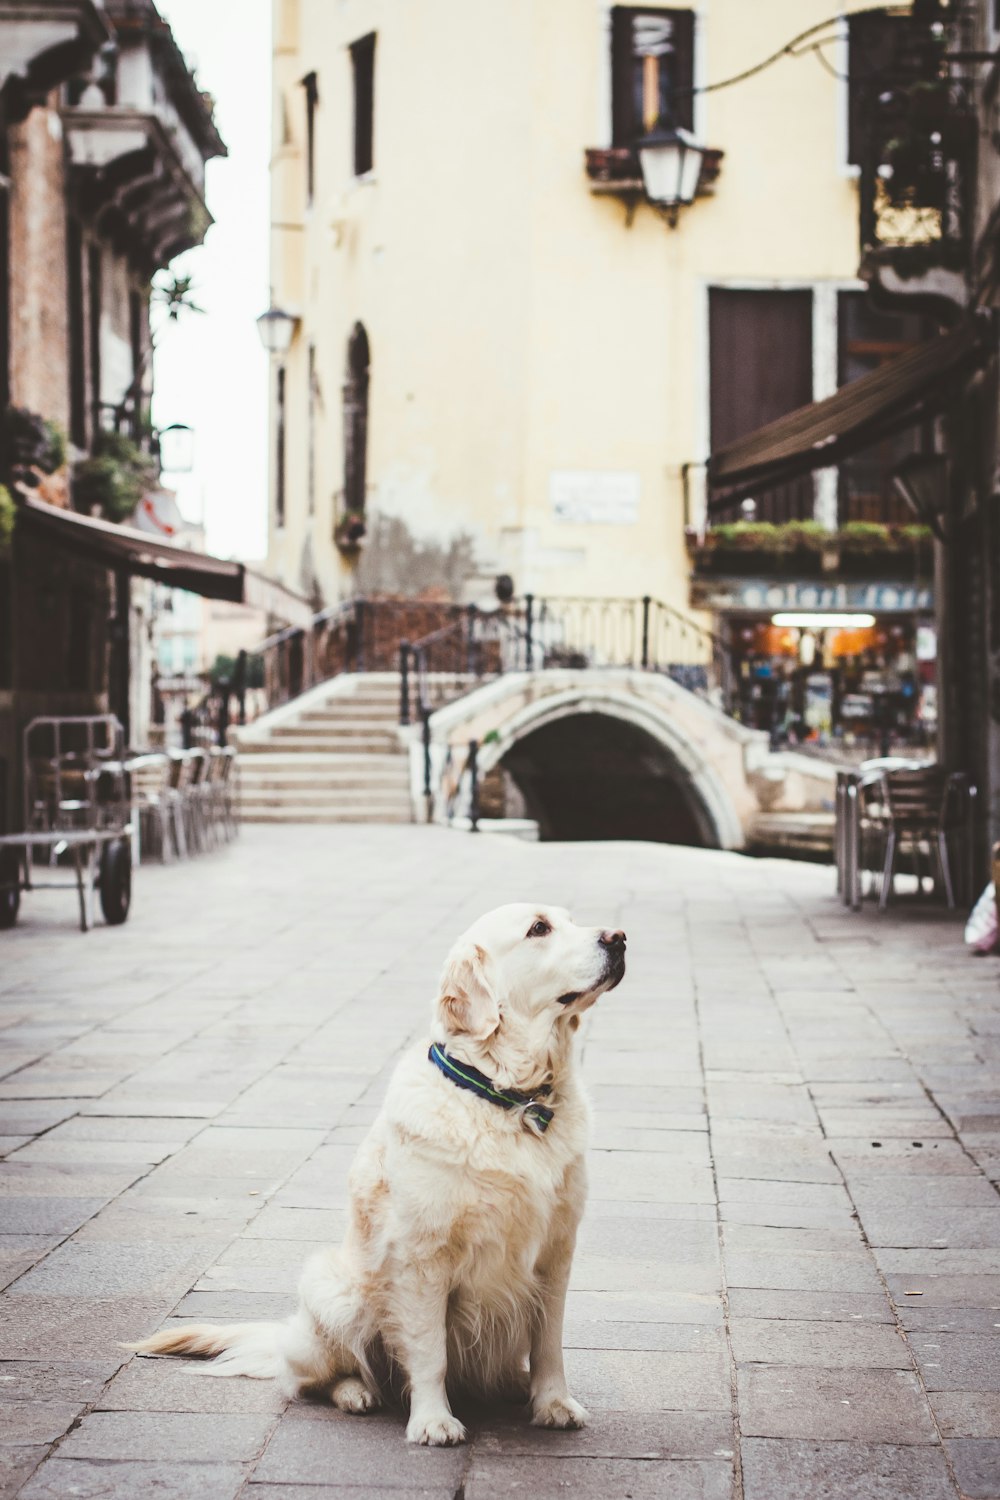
[130, 903, 626, 1445]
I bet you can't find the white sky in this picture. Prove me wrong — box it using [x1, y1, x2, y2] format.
[150, 0, 272, 562]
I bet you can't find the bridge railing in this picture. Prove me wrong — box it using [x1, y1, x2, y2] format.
[399, 594, 734, 725]
[240, 592, 735, 731]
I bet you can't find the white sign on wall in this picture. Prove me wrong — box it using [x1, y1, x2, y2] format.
[550, 470, 640, 526]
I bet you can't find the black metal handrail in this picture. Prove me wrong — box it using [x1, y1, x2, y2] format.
[397, 593, 732, 726]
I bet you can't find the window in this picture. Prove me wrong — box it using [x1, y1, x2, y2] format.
[846, 10, 911, 168]
[307, 343, 316, 516]
[302, 71, 318, 205]
[67, 219, 86, 448]
[611, 6, 693, 146]
[709, 289, 815, 524]
[837, 292, 930, 524]
[87, 243, 102, 440]
[275, 365, 286, 529]
[351, 34, 376, 176]
[343, 323, 369, 515]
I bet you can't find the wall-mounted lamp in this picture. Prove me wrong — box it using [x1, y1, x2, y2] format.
[256, 303, 299, 356]
[157, 422, 194, 474]
[635, 119, 707, 227]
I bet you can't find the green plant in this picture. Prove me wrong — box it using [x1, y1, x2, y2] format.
[0, 406, 66, 480]
[838, 522, 892, 551]
[712, 522, 782, 550]
[208, 653, 264, 690]
[779, 520, 830, 553]
[0, 485, 14, 552]
[709, 521, 830, 553]
[898, 523, 933, 545]
[72, 432, 157, 522]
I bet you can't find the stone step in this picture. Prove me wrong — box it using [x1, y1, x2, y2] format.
[236, 752, 404, 768]
[240, 789, 412, 809]
[270, 721, 401, 739]
[239, 766, 409, 787]
[240, 805, 413, 824]
[299, 706, 401, 723]
[241, 735, 404, 755]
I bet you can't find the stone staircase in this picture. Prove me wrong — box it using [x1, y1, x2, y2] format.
[236, 675, 414, 824]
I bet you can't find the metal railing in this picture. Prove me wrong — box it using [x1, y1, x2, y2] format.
[398, 593, 730, 725]
[240, 592, 733, 737]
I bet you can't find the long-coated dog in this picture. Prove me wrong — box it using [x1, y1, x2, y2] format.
[131, 903, 626, 1445]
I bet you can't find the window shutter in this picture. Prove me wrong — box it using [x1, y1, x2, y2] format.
[610, 7, 634, 148]
[669, 8, 694, 132]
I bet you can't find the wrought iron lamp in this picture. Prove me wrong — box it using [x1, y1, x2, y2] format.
[636, 119, 706, 227]
[255, 303, 299, 356]
[157, 422, 194, 474]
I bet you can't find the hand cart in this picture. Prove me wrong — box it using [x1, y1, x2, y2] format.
[0, 827, 132, 931]
[0, 715, 134, 932]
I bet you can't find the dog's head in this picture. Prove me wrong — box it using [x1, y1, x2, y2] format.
[432, 905, 626, 1076]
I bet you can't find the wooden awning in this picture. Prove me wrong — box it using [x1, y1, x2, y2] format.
[708, 313, 995, 514]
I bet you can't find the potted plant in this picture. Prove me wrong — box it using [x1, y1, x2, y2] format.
[72, 431, 158, 523]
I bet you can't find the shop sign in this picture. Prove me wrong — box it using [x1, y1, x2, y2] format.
[715, 580, 933, 614]
[550, 470, 640, 525]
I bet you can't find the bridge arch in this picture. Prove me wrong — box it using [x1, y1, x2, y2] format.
[445, 676, 754, 849]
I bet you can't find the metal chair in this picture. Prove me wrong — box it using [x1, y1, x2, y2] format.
[871, 765, 968, 910]
[129, 754, 173, 863]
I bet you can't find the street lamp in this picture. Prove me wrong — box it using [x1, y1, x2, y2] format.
[636, 119, 706, 227]
[157, 422, 195, 474]
[256, 303, 299, 356]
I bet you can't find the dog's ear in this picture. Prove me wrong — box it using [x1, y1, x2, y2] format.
[436, 942, 500, 1042]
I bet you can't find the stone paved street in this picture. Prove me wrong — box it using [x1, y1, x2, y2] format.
[2, 825, 1000, 1499]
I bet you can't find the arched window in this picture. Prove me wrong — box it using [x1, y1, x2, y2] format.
[343, 322, 370, 515]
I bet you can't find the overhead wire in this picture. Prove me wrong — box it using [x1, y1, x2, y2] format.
[671, 5, 918, 100]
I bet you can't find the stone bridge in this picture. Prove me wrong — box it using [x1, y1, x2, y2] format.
[415, 668, 835, 851]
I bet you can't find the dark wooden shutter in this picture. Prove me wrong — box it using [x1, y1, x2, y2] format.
[709, 289, 814, 523]
[610, 7, 635, 147]
[847, 12, 908, 167]
[610, 7, 695, 145]
[668, 8, 694, 132]
[351, 35, 375, 176]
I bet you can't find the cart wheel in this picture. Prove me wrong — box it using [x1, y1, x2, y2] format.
[99, 838, 132, 926]
[0, 848, 19, 929]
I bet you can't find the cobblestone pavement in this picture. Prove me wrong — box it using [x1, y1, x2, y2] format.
[2, 825, 1000, 1499]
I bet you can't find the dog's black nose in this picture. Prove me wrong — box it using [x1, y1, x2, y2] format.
[600, 929, 626, 950]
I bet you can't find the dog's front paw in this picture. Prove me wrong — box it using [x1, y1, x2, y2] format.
[531, 1395, 589, 1430]
[406, 1413, 467, 1446]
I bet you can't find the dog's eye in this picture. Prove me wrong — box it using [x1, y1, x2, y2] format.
[526, 919, 551, 939]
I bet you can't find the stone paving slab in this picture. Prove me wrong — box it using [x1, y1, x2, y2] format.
[2, 825, 1000, 1497]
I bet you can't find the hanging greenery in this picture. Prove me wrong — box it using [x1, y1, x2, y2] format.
[72, 431, 158, 523]
[0, 484, 14, 553]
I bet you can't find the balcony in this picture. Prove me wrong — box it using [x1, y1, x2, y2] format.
[0, 0, 109, 122]
[62, 107, 212, 271]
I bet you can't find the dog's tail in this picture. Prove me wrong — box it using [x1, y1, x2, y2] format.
[127, 1322, 288, 1381]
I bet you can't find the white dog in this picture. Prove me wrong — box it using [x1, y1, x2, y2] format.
[131, 903, 626, 1446]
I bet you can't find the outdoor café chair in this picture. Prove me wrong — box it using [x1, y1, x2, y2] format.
[868, 765, 968, 910]
[128, 753, 173, 863]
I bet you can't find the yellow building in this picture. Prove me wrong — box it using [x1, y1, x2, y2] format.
[264, 0, 876, 614]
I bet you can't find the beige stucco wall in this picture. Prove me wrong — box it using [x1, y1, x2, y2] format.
[266, 0, 871, 614]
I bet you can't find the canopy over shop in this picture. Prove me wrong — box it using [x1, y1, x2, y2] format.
[12, 497, 311, 742]
[703, 320, 994, 752]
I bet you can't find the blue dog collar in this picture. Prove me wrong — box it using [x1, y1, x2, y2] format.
[428, 1043, 554, 1135]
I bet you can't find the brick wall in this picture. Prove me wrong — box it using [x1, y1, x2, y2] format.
[8, 96, 70, 431]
